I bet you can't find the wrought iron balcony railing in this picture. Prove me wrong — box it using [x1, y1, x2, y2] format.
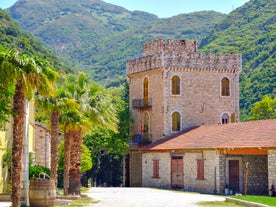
[129, 133, 152, 146]
[132, 98, 152, 109]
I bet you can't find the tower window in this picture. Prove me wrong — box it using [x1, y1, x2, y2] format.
[143, 77, 149, 105]
[221, 113, 229, 124]
[221, 77, 230, 96]
[172, 111, 181, 131]
[172, 75, 180, 95]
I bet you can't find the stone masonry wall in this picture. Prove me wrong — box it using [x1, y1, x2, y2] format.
[163, 68, 240, 136]
[142, 150, 221, 193]
[219, 155, 268, 195]
[34, 124, 51, 168]
[127, 39, 241, 141]
[129, 147, 143, 187]
[183, 151, 220, 193]
[127, 39, 242, 76]
[268, 150, 276, 193]
[142, 152, 171, 188]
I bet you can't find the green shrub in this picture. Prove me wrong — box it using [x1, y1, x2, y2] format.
[29, 165, 51, 179]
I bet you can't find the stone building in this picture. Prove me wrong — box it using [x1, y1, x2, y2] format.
[126, 39, 276, 194]
[34, 123, 51, 168]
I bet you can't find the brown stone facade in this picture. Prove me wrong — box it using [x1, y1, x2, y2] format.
[126, 39, 242, 187]
[143, 151, 269, 195]
[34, 123, 51, 168]
[127, 39, 241, 143]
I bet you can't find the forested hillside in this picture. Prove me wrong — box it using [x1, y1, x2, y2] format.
[200, 0, 276, 120]
[5, 0, 276, 120]
[0, 9, 71, 73]
[7, 0, 225, 85]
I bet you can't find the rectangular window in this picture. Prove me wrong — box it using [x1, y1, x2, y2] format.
[152, 160, 160, 178]
[197, 159, 204, 180]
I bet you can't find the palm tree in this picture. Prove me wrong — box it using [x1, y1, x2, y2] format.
[65, 73, 118, 194]
[59, 107, 84, 196]
[0, 50, 58, 207]
[36, 85, 77, 188]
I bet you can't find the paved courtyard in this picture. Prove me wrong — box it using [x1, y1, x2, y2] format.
[0, 187, 227, 207]
[86, 187, 226, 207]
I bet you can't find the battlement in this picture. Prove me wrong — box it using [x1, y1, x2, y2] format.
[126, 39, 242, 75]
[143, 39, 198, 56]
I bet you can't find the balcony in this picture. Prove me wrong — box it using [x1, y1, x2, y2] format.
[132, 98, 152, 109]
[129, 133, 152, 146]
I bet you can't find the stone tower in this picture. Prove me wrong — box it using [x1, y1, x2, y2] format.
[126, 39, 242, 186]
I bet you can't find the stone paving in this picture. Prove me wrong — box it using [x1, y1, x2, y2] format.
[0, 187, 227, 207]
[85, 187, 226, 207]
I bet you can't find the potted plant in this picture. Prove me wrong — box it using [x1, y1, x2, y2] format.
[224, 184, 229, 195]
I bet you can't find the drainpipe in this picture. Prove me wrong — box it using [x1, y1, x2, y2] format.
[23, 100, 30, 206]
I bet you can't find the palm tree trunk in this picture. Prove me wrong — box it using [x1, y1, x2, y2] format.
[63, 130, 72, 196]
[69, 129, 82, 195]
[50, 111, 60, 188]
[11, 81, 25, 207]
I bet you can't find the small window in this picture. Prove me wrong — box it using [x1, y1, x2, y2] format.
[172, 112, 181, 131]
[197, 159, 204, 180]
[222, 113, 229, 124]
[152, 160, 160, 178]
[172, 76, 180, 95]
[143, 77, 149, 105]
[221, 77, 230, 96]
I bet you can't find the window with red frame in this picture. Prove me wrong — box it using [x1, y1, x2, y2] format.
[197, 159, 204, 180]
[152, 160, 160, 178]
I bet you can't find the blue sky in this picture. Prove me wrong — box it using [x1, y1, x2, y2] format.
[1, 0, 250, 18]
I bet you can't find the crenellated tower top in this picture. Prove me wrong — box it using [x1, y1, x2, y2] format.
[127, 39, 242, 75]
[143, 39, 198, 56]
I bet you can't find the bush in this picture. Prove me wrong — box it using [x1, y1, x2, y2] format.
[29, 165, 50, 179]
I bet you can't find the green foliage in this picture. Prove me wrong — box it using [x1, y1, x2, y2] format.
[0, 8, 72, 74]
[58, 140, 92, 173]
[7, 1, 225, 85]
[29, 165, 51, 180]
[250, 95, 276, 120]
[200, 0, 276, 120]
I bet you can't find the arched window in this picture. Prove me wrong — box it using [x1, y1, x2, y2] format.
[143, 77, 149, 105]
[221, 77, 230, 96]
[172, 75, 180, 95]
[221, 113, 229, 124]
[172, 111, 181, 131]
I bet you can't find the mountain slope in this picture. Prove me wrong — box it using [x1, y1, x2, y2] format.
[200, 0, 276, 120]
[0, 8, 71, 73]
[7, 0, 225, 84]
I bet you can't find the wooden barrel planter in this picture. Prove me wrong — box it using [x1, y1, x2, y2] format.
[29, 173, 56, 207]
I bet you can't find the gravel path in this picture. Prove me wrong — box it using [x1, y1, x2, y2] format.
[85, 187, 226, 207]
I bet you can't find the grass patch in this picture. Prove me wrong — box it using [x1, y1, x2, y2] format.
[197, 201, 243, 206]
[55, 196, 97, 206]
[55, 187, 97, 207]
[231, 195, 276, 206]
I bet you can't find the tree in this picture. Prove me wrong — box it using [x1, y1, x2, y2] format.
[35, 83, 78, 188]
[63, 73, 118, 195]
[0, 50, 58, 207]
[250, 95, 276, 120]
[83, 81, 131, 186]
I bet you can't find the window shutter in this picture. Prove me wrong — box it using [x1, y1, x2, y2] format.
[197, 159, 204, 180]
[152, 160, 159, 178]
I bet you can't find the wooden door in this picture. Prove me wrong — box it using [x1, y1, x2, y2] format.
[171, 156, 183, 188]
[229, 160, 239, 193]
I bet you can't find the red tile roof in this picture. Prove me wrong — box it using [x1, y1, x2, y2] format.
[143, 119, 276, 151]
